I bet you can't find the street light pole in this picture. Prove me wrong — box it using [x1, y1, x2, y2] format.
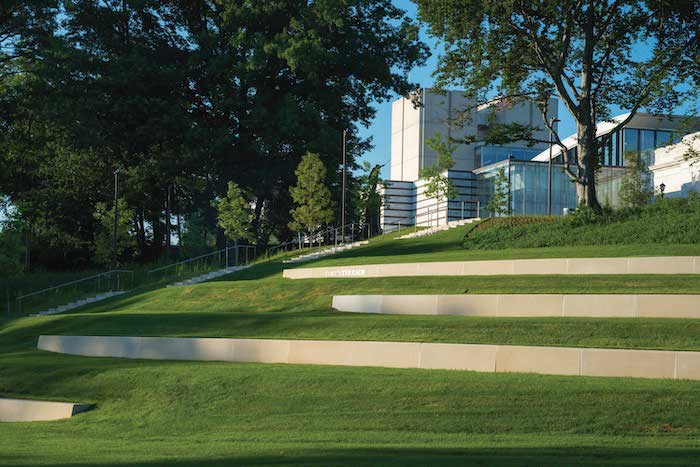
[547, 117, 560, 216]
[341, 129, 347, 243]
[112, 167, 121, 272]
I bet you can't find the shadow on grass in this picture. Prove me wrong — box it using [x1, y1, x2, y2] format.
[2, 447, 700, 466]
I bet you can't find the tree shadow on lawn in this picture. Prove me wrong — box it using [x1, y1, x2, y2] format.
[3, 446, 700, 466]
[0, 309, 345, 352]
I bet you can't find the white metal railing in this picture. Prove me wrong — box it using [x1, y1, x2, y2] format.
[16, 269, 133, 314]
[147, 245, 256, 281]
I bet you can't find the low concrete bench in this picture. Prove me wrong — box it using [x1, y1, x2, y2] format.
[38, 335, 700, 381]
[0, 398, 91, 422]
[283, 256, 700, 279]
[332, 294, 700, 318]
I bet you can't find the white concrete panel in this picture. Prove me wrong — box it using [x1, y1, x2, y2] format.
[419, 343, 498, 371]
[380, 295, 438, 315]
[627, 256, 696, 274]
[0, 398, 92, 422]
[436, 295, 501, 316]
[496, 345, 581, 376]
[349, 340, 422, 368]
[562, 295, 637, 318]
[391, 99, 404, 135]
[137, 337, 233, 362]
[402, 98, 421, 128]
[497, 294, 563, 317]
[423, 91, 450, 124]
[230, 339, 290, 364]
[332, 294, 700, 319]
[288, 340, 356, 366]
[38, 335, 700, 380]
[566, 258, 629, 274]
[332, 295, 383, 314]
[581, 348, 676, 379]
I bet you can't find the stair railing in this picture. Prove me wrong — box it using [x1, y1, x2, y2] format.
[16, 269, 133, 315]
[146, 245, 257, 284]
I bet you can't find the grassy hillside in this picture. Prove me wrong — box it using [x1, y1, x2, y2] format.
[2, 350, 700, 466]
[464, 197, 700, 250]
[3, 219, 700, 465]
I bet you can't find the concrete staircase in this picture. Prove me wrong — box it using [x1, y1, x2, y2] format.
[166, 265, 250, 288]
[30, 291, 126, 317]
[283, 241, 369, 264]
[398, 218, 481, 240]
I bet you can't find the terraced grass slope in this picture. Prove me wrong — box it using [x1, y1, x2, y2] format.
[2, 223, 700, 465]
[463, 197, 700, 250]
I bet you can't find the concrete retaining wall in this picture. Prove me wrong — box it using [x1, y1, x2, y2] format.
[38, 335, 700, 381]
[283, 256, 700, 279]
[332, 294, 700, 318]
[0, 398, 91, 422]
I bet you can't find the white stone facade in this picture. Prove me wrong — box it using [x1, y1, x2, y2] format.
[650, 132, 700, 197]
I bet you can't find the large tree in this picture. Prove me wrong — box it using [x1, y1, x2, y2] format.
[415, 0, 700, 209]
[0, 0, 427, 268]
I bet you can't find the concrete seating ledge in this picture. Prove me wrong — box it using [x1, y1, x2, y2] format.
[332, 294, 700, 319]
[282, 256, 700, 279]
[0, 398, 91, 422]
[38, 335, 700, 381]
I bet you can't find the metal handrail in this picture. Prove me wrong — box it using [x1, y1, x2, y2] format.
[147, 245, 256, 274]
[16, 269, 133, 301]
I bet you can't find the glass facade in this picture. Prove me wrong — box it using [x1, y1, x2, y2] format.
[554, 128, 675, 168]
[477, 160, 628, 216]
[623, 128, 673, 166]
[477, 145, 543, 167]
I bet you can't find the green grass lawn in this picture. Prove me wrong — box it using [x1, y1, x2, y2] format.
[3, 230, 700, 465]
[300, 223, 700, 268]
[2, 349, 700, 466]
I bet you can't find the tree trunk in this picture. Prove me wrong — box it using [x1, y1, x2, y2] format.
[575, 2, 601, 212]
[575, 122, 601, 211]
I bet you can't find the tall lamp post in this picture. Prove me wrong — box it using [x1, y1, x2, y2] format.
[547, 117, 561, 216]
[659, 182, 666, 199]
[341, 129, 347, 243]
[112, 167, 121, 271]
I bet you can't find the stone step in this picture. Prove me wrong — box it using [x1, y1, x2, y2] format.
[31, 291, 127, 317]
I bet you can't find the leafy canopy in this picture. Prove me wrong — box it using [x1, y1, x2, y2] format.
[289, 153, 335, 233]
[420, 135, 458, 205]
[215, 182, 254, 244]
[487, 167, 512, 217]
[415, 0, 700, 209]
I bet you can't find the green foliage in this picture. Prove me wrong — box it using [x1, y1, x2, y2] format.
[0, 0, 427, 268]
[356, 162, 384, 231]
[619, 152, 654, 208]
[93, 198, 135, 266]
[180, 210, 216, 257]
[420, 135, 458, 212]
[486, 167, 511, 217]
[289, 153, 335, 234]
[215, 182, 254, 244]
[463, 197, 700, 250]
[0, 220, 25, 279]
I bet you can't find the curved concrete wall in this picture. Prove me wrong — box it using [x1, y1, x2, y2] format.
[0, 398, 91, 422]
[332, 294, 700, 318]
[283, 256, 700, 279]
[38, 335, 700, 381]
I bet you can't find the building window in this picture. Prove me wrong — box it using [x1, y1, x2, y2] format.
[640, 129, 656, 165]
[623, 128, 639, 165]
